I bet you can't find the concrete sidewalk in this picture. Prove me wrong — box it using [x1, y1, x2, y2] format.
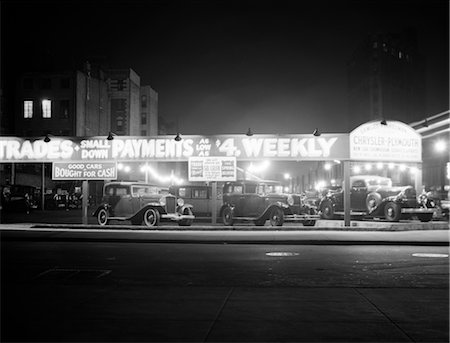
[1, 222, 449, 245]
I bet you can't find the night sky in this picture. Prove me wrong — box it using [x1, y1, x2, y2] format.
[2, 0, 449, 135]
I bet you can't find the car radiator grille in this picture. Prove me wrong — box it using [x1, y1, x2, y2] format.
[165, 196, 176, 213]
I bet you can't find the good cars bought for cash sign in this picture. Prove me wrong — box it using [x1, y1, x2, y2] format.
[0, 134, 349, 162]
[52, 162, 117, 180]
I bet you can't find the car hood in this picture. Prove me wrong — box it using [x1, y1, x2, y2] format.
[370, 185, 416, 198]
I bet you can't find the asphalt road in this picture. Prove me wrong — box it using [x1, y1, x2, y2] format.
[2, 237, 449, 342]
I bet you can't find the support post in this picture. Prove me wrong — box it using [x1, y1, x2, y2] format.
[415, 163, 423, 195]
[41, 163, 45, 210]
[343, 160, 351, 227]
[211, 181, 217, 225]
[11, 163, 15, 184]
[82, 180, 89, 225]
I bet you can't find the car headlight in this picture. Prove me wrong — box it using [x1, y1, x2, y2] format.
[159, 197, 166, 206]
[177, 198, 184, 207]
[287, 195, 294, 206]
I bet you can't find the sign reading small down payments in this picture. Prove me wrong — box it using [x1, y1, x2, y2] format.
[188, 156, 236, 182]
[52, 161, 117, 180]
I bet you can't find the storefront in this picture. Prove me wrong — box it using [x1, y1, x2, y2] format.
[0, 120, 425, 226]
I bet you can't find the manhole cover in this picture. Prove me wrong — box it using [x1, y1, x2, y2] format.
[412, 253, 448, 258]
[266, 252, 299, 257]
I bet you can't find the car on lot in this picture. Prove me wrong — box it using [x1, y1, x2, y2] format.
[220, 180, 319, 226]
[93, 182, 195, 227]
[1, 184, 38, 213]
[318, 175, 436, 222]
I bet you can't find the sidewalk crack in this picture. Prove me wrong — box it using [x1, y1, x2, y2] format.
[203, 287, 234, 342]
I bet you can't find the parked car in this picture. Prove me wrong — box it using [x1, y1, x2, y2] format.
[169, 184, 223, 218]
[1, 184, 38, 213]
[318, 175, 436, 222]
[93, 182, 195, 227]
[220, 180, 319, 226]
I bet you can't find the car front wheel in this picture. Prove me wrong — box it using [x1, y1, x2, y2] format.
[384, 202, 401, 221]
[222, 207, 234, 226]
[321, 201, 335, 220]
[97, 208, 108, 226]
[269, 207, 284, 226]
[179, 208, 194, 226]
[143, 208, 160, 227]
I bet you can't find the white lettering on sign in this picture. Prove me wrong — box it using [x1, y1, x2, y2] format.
[241, 137, 338, 158]
[0, 139, 74, 160]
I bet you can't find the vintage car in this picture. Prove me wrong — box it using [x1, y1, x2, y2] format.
[1, 184, 38, 213]
[318, 175, 436, 222]
[220, 180, 319, 226]
[93, 182, 195, 226]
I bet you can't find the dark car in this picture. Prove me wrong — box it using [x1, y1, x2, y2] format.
[220, 180, 319, 226]
[1, 184, 38, 213]
[93, 182, 195, 227]
[318, 175, 436, 222]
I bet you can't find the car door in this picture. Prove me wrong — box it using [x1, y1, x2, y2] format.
[351, 179, 367, 211]
[113, 186, 133, 217]
[242, 183, 260, 217]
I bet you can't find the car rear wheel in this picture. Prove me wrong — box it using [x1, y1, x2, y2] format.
[384, 202, 401, 221]
[417, 213, 433, 222]
[269, 207, 284, 226]
[321, 201, 335, 220]
[179, 208, 193, 226]
[143, 208, 160, 227]
[97, 208, 108, 226]
[222, 207, 234, 226]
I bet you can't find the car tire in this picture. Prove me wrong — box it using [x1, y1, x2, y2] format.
[178, 208, 194, 226]
[384, 202, 401, 221]
[269, 207, 284, 226]
[222, 207, 234, 226]
[417, 213, 433, 222]
[143, 208, 160, 227]
[97, 208, 108, 226]
[320, 201, 335, 220]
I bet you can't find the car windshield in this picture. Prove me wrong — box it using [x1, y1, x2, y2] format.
[132, 185, 160, 196]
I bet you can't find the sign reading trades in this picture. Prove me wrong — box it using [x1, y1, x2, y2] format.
[52, 161, 117, 180]
[0, 134, 349, 162]
[188, 157, 237, 182]
[350, 121, 422, 162]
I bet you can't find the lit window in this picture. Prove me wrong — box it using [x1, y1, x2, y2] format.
[24, 101, 33, 118]
[399, 51, 403, 59]
[42, 100, 52, 118]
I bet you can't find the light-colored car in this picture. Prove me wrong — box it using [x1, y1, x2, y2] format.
[93, 182, 195, 227]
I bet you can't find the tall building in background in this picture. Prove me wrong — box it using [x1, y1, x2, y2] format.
[140, 85, 158, 136]
[347, 29, 425, 131]
[13, 65, 158, 137]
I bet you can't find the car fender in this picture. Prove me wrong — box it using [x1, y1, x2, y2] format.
[131, 204, 165, 221]
[92, 203, 110, 217]
[318, 197, 336, 211]
[178, 203, 194, 213]
[260, 203, 285, 219]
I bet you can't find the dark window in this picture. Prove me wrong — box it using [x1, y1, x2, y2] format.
[41, 78, 51, 89]
[141, 113, 147, 125]
[59, 100, 70, 119]
[352, 180, 366, 188]
[117, 79, 125, 91]
[60, 78, 70, 89]
[192, 188, 207, 199]
[141, 130, 146, 136]
[141, 95, 147, 108]
[23, 78, 33, 89]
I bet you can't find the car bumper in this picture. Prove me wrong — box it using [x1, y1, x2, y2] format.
[161, 213, 195, 221]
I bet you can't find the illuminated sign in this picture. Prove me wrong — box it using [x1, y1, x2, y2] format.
[350, 121, 422, 162]
[52, 161, 117, 180]
[188, 156, 237, 182]
[0, 134, 349, 162]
